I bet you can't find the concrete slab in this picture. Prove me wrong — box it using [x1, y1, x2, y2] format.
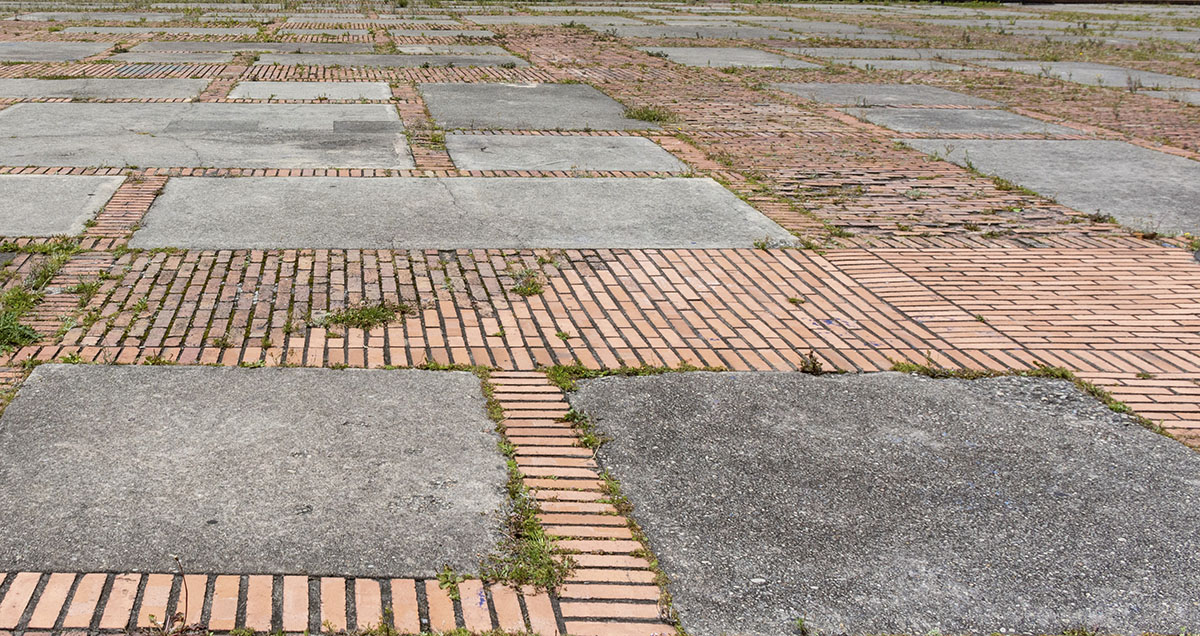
[790, 46, 1021, 60]
[638, 46, 819, 68]
[0, 102, 411, 169]
[10, 10, 178, 20]
[445, 134, 687, 171]
[229, 81, 392, 100]
[255, 53, 526, 67]
[276, 27, 369, 35]
[775, 83, 999, 106]
[0, 175, 123, 236]
[387, 28, 494, 37]
[129, 176, 790, 249]
[607, 24, 800, 39]
[421, 82, 653, 130]
[569, 372, 1200, 636]
[845, 107, 1081, 134]
[63, 26, 256, 34]
[1139, 89, 1200, 105]
[813, 31, 918, 41]
[977, 60, 1200, 90]
[907, 139, 1200, 233]
[0, 78, 209, 99]
[836, 58, 969, 71]
[0, 41, 110, 62]
[131, 41, 373, 53]
[0, 365, 505, 575]
[111, 51, 234, 63]
[467, 14, 642, 26]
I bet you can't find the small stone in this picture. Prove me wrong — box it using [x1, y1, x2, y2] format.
[750, 578, 767, 585]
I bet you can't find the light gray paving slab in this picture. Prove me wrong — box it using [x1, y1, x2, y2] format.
[111, 51, 234, 63]
[63, 25, 256, 34]
[835, 58, 968, 71]
[276, 27, 369, 35]
[570, 372, 1200, 636]
[0, 175, 123, 236]
[977, 60, 1200, 90]
[229, 81, 392, 100]
[638, 46, 819, 68]
[255, 52, 525, 67]
[607, 24, 800, 39]
[387, 28, 494, 37]
[775, 82, 999, 106]
[0, 77, 209, 98]
[845, 107, 1081, 134]
[10, 10, 178, 20]
[814, 31, 918, 41]
[0, 41, 109, 62]
[0, 365, 505, 575]
[131, 41, 373, 53]
[907, 138, 1200, 233]
[467, 14, 642, 26]
[421, 82, 654, 130]
[789, 46, 1022, 60]
[445, 134, 687, 171]
[129, 176, 791, 249]
[0, 102, 411, 169]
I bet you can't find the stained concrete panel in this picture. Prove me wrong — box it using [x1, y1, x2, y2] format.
[0, 102, 412, 169]
[129, 176, 791, 249]
[467, 14, 642, 26]
[570, 372, 1200, 636]
[977, 60, 1200, 90]
[775, 82, 999, 106]
[10, 10, 178, 20]
[0, 365, 505, 575]
[0, 41, 110, 62]
[111, 51, 234, 63]
[607, 24, 800, 39]
[229, 81, 392, 100]
[256, 53, 525, 67]
[421, 82, 654, 130]
[790, 46, 1021, 59]
[387, 28, 494, 37]
[445, 134, 687, 172]
[0, 78, 209, 99]
[276, 27, 369, 35]
[131, 41, 373, 53]
[64, 26, 256, 34]
[906, 138, 1200, 233]
[837, 58, 968, 71]
[638, 46, 819, 68]
[843, 107, 1081, 134]
[0, 175, 123, 236]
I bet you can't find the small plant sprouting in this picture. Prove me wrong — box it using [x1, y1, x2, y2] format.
[510, 269, 544, 297]
[623, 104, 676, 123]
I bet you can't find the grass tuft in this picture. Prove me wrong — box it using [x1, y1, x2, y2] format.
[544, 362, 725, 392]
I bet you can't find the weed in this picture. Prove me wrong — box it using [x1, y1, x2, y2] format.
[555, 331, 571, 341]
[787, 297, 806, 305]
[544, 361, 724, 392]
[509, 269, 544, 297]
[320, 302, 411, 330]
[68, 278, 102, 307]
[141, 355, 176, 366]
[799, 350, 824, 375]
[561, 409, 610, 449]
[436, 565, 467, 601]
[623, 105, 676, 123]
[58, 352, 83, 364]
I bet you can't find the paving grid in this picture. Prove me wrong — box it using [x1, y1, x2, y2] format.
[2, 1, 1200, 633]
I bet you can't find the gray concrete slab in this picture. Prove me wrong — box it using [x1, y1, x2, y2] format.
[790, 46, 1022, 60]
[814, 32, 918, 42]
[10, 10, 178, 20]
[387, 28, 494, 37]
[607, 24, 800, 39]
[775, 82, 999, 106]
[638, 46, 819, 68]
[276, 27, 369, 35]
[229, 81, 392, 100]
[467, 14, 642, 26]
[569, 371, 1200, 636]
[111, 51, 234, 63]
[388, 44, 509, 55]
[0, 102, 411, 169]
[0, 78, 209, 99]
[63, 25, 255, 34]
[0, 175, 123, 236]
[844, 107, 1081, 134]
[1139, 89, 1200, 105]
[977, 60, 1200, 90]
[836, 58, 969, 71]
[422, 82, 653, 130]
[907, 138, 1200, 233]
[445, 134, 687, 171]
[255, 53, 526, 67]
[0, 365, 504, 575]
[129, 176, 790, 249]
[0, 41, 109, 62]
[131, 41, 373, 53]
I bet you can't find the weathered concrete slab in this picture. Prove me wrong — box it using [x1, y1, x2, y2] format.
[0, 41, 110, 62]
[229, 81, 392, 100]
[387, 28, 494, 37]
[0, 175, 123, 236]
[790, 46, 1021, 59]
[977, 60, 1200, 90]
[130, 176, 791, 249]
[907, 138, 1200, 233]
[570, 372, 1200, 636]
[10, 10, 178, 20]
[607, 24, 800, 39]
[0, 102, 412, 169]
[256, 52, 525, 67]
[276, 27, 369, 35]
[131, 41, 373, 53]
[111, 51, 234, 63]
[844, 107, 1081, 134]
[0, 365, 505, 575]
[421, 82, 654, 130]
[64, 26, 256, 34]
[445, 134, 687, 172]
[1139, 89, 1200, 105]
[836, 58, 968, 71]
[814, 31, 918, 41]
[775, 82, 998, 106]
[639, 46, 819, 68]
[468, 14, 642, 26]
[0, 78, 209, 99]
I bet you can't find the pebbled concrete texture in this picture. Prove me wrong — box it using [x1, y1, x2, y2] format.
[131, 41, 374, 53]
[445, 134, 687, 172]
[229, 81, 392, 100]
[276, 27, 369, 35]
[63, 26, 256, 35]
[0, 78, 210, 99]
[776, 82, 999, 106]
[607, 24, 799, 39]
[421, 82, 654, 130]
[906, 138, 1200, 234]
[0, 102, 411, 169]
[836, 58, 968, 71]
[467, 14, 642, 26]
[0, 41, 110, 62]
[976, 60, 1200, 90]
[790, 46, 1021, 59]
[255, 53, 526, 67]
[9, 11, 179, 20]
[0, 175, 124, 236]
[0, 365, 505, 576]
[129, 176, 791, 249]
[569, 372, 1200, 636]
[111, 51, 234, 63]
[639, 46, 819, 68]
[843, 107, 1082, 135]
